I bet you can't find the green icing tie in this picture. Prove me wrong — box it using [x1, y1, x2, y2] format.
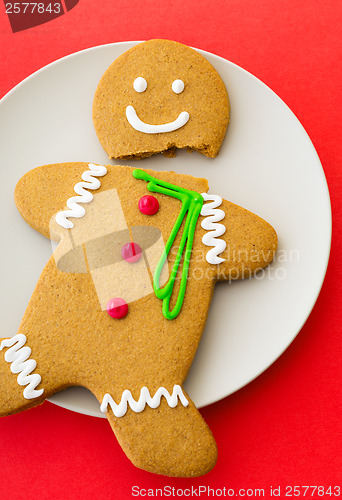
[133, 169, 204, 320]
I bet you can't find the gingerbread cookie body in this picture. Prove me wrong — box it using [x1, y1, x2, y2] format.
[93, 40, 229, 159]
[1, 163, 277, 477]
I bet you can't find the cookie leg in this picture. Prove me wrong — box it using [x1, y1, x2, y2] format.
[101, 388, 217, 477]
[0, 334, 45, 416]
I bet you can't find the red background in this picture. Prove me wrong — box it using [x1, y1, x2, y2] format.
[0, 1, 341, 498]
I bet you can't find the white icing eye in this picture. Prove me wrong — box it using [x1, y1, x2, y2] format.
[172, 79, 185, 94]
[133, 77, 147, 93]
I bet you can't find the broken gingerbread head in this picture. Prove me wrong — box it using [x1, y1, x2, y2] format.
[93, 39, 230, 159]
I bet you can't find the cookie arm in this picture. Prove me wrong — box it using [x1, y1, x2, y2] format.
[0, 256, 90, 417]
[14, 162, 91, 239]
[211, 199, 278, 281]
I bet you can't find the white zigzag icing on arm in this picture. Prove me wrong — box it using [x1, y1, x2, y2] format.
[200, 193, 227, 265]
[100, 385, 189, 417]
[55, 163, 108, 229]
[0, 334, 44, 400]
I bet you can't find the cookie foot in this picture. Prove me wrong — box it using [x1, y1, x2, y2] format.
[102, 389, 217, 477]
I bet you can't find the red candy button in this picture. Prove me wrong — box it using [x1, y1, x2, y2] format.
[106, 298, 128, 319]
[121, 242, 142, 263]
[138, 195, 159, 215]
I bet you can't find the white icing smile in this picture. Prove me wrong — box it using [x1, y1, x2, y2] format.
[126, 105, 189, 134]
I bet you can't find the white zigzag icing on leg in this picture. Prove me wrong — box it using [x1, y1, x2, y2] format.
[100, 385, 189, 417]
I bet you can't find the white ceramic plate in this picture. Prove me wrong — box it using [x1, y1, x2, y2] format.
[0, 42, 331, 418]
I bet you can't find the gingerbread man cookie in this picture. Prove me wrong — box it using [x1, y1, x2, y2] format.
[93, 39, 229, 159]
[0, 162, 277, 477]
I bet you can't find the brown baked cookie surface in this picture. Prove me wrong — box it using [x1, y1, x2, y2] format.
[1, 163, 277, 477]
[93, 40, 230, 160]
